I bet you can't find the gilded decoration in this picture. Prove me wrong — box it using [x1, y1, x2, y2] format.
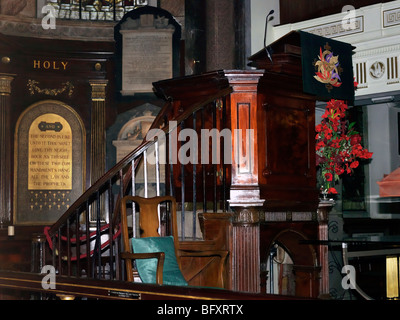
[27, 80, 74, 97]
[89, 80, 108, 101]
[0, 74, 15, 95]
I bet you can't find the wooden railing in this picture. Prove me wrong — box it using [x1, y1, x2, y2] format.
[38, 85, 233, 284]
[0, 270, 308, 300]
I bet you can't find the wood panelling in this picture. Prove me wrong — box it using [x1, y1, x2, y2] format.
[0, 33, 115, 278]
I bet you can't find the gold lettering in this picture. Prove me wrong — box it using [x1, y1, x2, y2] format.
[32, 60, 69, 70]
[28, 113, 73, 190]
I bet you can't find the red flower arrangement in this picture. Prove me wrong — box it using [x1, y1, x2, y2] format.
[315, 99, 373, 196]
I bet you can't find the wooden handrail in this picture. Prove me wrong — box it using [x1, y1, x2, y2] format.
[0, 269, 310, 300]
[47, 87, 232, 237]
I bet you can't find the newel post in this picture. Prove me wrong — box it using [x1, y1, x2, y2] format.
[225, 70, 265, 293]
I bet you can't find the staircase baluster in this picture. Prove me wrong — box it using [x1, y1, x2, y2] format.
[131, 159, 136, 239]
[167, 130, 173, 236]
[192, 112, 197, 239]
[57, 228, 62, 275]
[144, 149, 148, 198]
[201, 108, 207, 213]
[75, 210, 80, 277]
[222, 97, 227, 212]
[85, 200, 91, 278]
[155, 141, 162, 235]
[180, 121, 185, 241]
[119, 169, 124, 199]
[51, 234, 56, 274]
[95, 191, 101, 279]
[107, 180, 114, 279]
[66, 218, 71, 276]
[131, 159, 136, 196]
[155, 140, 160, 196]
[213, 102, 217, 212]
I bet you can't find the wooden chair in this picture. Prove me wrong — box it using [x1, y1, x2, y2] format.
[120, 195, 228, 287]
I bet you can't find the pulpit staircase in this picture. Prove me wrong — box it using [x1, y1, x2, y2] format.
[37, 75, 235, 289]
[27, 32, 329, 299]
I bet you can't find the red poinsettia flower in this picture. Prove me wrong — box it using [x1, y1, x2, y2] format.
[316, 99, 373, 196]
[350, 134, 362, 146]
[350, 161, 359, 169]
[324, 172, 333, 181]
[328, 187, 338, 194]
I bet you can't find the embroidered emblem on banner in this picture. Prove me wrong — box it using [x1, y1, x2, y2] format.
[313, 42, 343, 92]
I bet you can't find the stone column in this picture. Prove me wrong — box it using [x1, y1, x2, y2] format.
[0, 74, 14, 226]
[205, 0, 235, 71]
[89, 80, 108, 184]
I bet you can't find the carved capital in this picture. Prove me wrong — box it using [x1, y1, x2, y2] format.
[89, 79, 108, 101]
[0, 74, 15, 95]
[231, 206, 264, 225]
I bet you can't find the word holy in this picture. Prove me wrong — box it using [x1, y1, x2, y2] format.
[145, 121, 254, 166]
[33, 60, 68, 70]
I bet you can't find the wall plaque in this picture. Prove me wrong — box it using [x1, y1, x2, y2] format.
[119, 14, 174, 95]
[14, 100, 85, 225]
[28, 113, 73, 190]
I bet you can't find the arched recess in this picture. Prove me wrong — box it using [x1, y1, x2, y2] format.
[13, 100, 86, 225]
[265, 228, 320, 298]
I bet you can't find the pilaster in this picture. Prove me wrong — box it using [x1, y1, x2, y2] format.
[89, 79, 108, 184]
[224, 70, 265, 293]
[0, 74, 14, 226]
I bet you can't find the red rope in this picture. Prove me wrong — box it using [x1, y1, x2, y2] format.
[43, 225, 121, 261]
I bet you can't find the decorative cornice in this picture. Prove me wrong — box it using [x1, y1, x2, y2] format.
[302, 16, 364, 39]
[0, 14, 114, 41]
[383, 7, 400, 28]
[353, 43, 400, 59]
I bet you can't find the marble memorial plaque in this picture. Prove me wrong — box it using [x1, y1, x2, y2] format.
[120, 28, 174, 95]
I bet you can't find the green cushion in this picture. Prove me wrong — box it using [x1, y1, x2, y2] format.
[131, 236, 188, 286]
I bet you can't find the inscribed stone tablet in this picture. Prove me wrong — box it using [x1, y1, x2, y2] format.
[120, 28, 174, 95]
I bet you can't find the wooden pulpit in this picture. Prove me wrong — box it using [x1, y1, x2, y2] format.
[153, 31, 355, 297]
[227, 31, 320, 296]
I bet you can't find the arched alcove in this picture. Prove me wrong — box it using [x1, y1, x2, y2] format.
[13, 100, 86, 225]
[263, 228, 320, 298]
